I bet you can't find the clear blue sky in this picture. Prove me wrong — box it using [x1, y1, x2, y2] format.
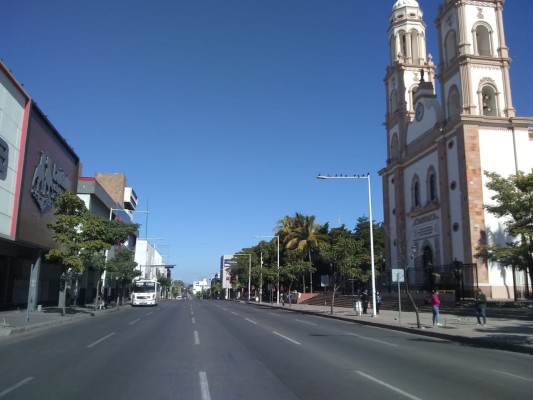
[2, 1, 532, 284]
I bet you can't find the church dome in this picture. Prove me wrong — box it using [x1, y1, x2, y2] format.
[392, 0, 419, 10]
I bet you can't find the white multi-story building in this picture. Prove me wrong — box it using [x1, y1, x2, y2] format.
[192, 279, 209, 295]
[380, 0, 532, 299]
[135, 239, 167, 280]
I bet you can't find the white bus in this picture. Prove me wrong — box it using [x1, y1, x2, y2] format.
[131, 279, 160, 306]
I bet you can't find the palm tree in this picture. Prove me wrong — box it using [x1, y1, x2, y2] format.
[276, 213, 328, 293]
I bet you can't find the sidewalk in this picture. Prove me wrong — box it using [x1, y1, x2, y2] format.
[0, 306, 120, 337]
[252, 301, 533, 356]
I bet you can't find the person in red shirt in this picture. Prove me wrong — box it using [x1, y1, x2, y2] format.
[431, 290, 442, 326]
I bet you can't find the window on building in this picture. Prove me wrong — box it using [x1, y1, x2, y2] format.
[428, 170, 437, 203]
[481, 85, 497, 116]
[390, 133, 399, 161]
[400, 31, 407, 60]
[444, 30, 457, 65]
[448, 86, 461, 119]
[412, 176, 421, 209]
[410, 29, 420, 64]
[410, 85, 418, 112]
[390, 89, 399, 115]
[475, 24, 492, 56]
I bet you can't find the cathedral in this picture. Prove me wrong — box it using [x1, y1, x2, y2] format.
[379, 0, 533, 299]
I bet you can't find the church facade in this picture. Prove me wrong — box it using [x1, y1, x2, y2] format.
[379, 0, 533, 299]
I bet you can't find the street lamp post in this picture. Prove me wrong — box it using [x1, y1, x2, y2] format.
[254, 235, 280, 306]
[317, 173, 377, 317]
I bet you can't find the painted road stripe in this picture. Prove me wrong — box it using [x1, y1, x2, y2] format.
[295, 319, 317, 326]
[272, 331, 301, 345]
[494, 370, 533, 382]
[356, 371, 423, 400]
[194, 331, 200, 345]
[199, 371, 211, 400]
[192, 317, 196, 324]
[87, 332, 116, 348]
[129, 318, 140, 325]
[0, 377, 34, 398]
[349, 333, 397, 347]
[245, 318, 258, 325]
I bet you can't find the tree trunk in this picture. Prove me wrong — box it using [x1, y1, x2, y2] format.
[330, 284, 338, 315]
[308, 249, 313, 293]
[302, 275, 306, 293]
[405, 267, 421, 329]
[58, 288, 67, 316]
[94, 271, 104, 311]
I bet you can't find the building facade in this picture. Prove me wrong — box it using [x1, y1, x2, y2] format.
[380, 0, 533, 299]
[0, 60, 82, 309]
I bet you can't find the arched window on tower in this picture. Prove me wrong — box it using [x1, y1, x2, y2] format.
[390, 89, 399, 116]
[474, 24, 492, 56]
[447, 86, 461, 119]
[427, 168, 438, 204]
[410, 85, 418, 113]
[410, 29, 420, 64]
[390, 133, 399, 161]
[444, 30, 457, 66]
[481, 85, 498, 116]
[412, 175, 421, 210]
[390, 35, 396, 64]
[400, 31, 407, 61]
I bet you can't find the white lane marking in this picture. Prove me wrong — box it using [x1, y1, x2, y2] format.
[199, 371, 211, 400]
[268, 312, 280, 317]
[222, 308, 228, 311]
[145, 312, 153, 316]
[272, 331, 301, 345]
[129, 318, 140, 326]
[194, 331, 200, 345]
[87, 332, 116, 348]
[0, 377, 34, 398]
[245, 318, 258, 325]
[494, 369, 533, 382]
[231, 311, 239, 316]
[192, 317, 196, 324]
[295, 319, 317, 326]
[356, 371, 423, 400]
[349, 333, 397, 347]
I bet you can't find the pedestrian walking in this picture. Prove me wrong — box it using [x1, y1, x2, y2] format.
[361, 290, 369, 314]
[475, 288, 487, 326]
[376, 292, 382, 314]
[431, 290, 442, 326]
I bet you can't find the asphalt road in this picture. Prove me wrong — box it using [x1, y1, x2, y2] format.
[0, 299, 532, 399]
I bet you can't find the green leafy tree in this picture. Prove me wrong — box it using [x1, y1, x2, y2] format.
[276, 213, 328, 293]
[46, 192, 111, 314]
[106, 247, 140, 304]
[279, 249, 308, 305]
[92, 218, 139, 307]
[46, 191, 139, 314]
[171, 280, 185, 298]
[158, 276, 172, 299]
[476, 170, 533, 297]
[321, 226, 367, 314]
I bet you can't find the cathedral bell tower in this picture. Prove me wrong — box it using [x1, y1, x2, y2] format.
[435, 0, 515, 120]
